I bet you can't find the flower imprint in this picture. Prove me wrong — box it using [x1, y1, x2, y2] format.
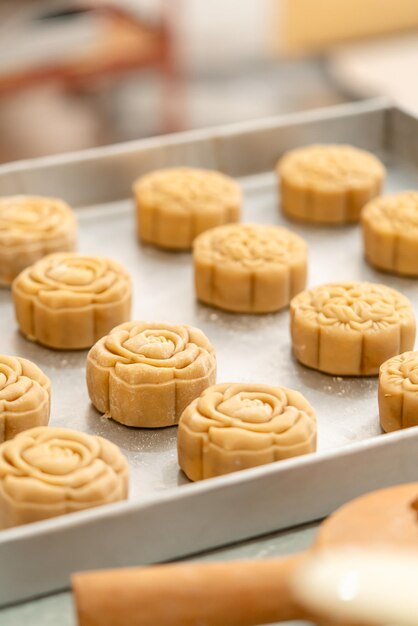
[362, 192, 418, 276]
[87, 321, 216, 427]
[379, 351, 418, 432]
[194, 224, 307, 313]
[178, 383, 316, 480]
[0, 426, 129, 529]
[0, 355, 50, 442]
[290, 282, 416, 376]
[384, 352, 418, 392]
[134, 168, 241, 249]
[12, 253, 132, 349]
[277, 144, 384, 224]
[0, 195, 76, 285]
[279, 145, 384, 188]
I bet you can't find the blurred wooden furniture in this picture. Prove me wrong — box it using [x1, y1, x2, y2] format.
[0, 2, 185, 133]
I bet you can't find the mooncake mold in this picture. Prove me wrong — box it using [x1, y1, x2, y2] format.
[0, 355, 50, 442]
[0, 195, 76, 286]
[87, 321, 216, 427]
[193, 223, 307, 313]
[178, 383, 316, 481]
[12, 253, 132, 350]
[379, 351, 418, 432]
[0, 426, 129, 529]
[277, 144, 385, 224]
[362, 191, 418, 276]
[290, 282, 416, 376]
[133, 167, 241, 250]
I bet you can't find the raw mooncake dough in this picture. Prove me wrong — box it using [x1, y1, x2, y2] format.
[277, 144, 385, 224]
[12, 253, 132, 349]
[178, 383, 316, 480]
[362, 191, 418, 276]
[0, 356, 50, 442]
[0, 195, 76, 285]
[290, 282, 416, 376]
[379, 351, 418, 432]
[193, 223, 307, 313]
[133, 168, 241, 249]
[87, 321, 216, 427]
[0, 426, 128, 529]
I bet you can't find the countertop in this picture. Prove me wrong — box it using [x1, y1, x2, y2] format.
[1, 521, 318, 625]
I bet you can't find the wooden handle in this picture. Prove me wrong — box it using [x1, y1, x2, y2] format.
[72, 552, 307, 626]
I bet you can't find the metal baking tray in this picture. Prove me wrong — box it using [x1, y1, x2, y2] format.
[0, 98, 417, 606]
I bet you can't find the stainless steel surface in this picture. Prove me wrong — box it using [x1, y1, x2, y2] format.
[1, 169, 416, 478]
[0, 99, 417, 606]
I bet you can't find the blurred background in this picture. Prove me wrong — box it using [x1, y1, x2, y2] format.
[1, 0, 418, 163]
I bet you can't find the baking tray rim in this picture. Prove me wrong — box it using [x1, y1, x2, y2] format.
[0, 420, 416, 546]
[0, 96, 416, 576]
[0, 96, 393, 179]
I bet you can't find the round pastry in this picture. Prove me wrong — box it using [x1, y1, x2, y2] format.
[0, 195, 76, 286]
[290, 282, 416, 376]
[133, 167, 241, 250]
[362, 191, 418, 276]
[12, 253, 132, 350]
[0, 355, 50, 442]
[193, 223, 307, 313]
[277, 144, 385, 224]
[87, 321, 216, 427]
[0, 426, 129, 529]
[178, 383, 316, 481]
[379, 351, 418, 432]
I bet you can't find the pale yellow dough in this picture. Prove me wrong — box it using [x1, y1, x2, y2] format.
[12, 253, 132, 350]
[0, 426, 129, 529]
[0, 355, 50, 442]
[193, 223, 307, 313]
[379, 351, 418, 432]
[0, 195, 76, 286]
[87, 321, 216, 427]
[133, 167, 241, 249]
[362, 191, 418, 276]
[290, 282, 416, 376]
[277, 144, 385, 224]
[178, 383, 317, 481]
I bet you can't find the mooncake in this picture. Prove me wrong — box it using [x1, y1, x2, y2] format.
[87, 321, 216, 427]
[178, 382, 316, 480]
[193, 223, 307, 313]
[133, 168, 241, 249]
[379, 351, 418, 432]
[0, 195, 76, 285]
[278, 144, 385, 224]
[0, 427, 128, 529]
[362, 191, 418, 276]
[12, 253, 132, 349]
[0, 355, 50, 442]
[290, 282, 415, 376]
